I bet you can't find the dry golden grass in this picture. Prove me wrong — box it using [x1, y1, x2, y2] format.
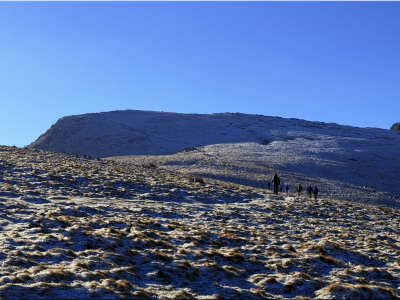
[320, 283, 397, 299]
[317, 253, 345, 266]
[153, 249, 172, 262]
[287, 244, 297, 253]
[74, 261, 90, 270]
[116, 279, 132, 292]
[252, 289, 265, 297]
[132, 290, 151, 298]
[173, 289, 194, 299]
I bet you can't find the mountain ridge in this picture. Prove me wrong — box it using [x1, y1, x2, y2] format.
[28, 110, 400, 207]
[28, 110, 396, 157]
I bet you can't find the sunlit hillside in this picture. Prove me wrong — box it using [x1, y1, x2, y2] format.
[0, 146, 399, 299]
[28, 110, 400, 208]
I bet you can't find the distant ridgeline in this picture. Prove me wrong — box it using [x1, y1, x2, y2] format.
[390, 123, 400, 131]
[28, 110, 400, 158]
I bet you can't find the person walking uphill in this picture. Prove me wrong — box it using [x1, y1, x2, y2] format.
[307, 185, 313, 199]
[297, 184, 303, 196]
[272, 174, 280, 195]
[313, 186, 319, 200]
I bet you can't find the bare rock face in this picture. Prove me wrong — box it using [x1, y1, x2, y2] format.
[390, 123, 400, 131]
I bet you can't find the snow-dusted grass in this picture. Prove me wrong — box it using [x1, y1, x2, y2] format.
[111, 139, 400, 209]
[0, 146, 399, 299]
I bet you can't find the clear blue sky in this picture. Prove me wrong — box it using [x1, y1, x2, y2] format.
[1, 2, 399, 147]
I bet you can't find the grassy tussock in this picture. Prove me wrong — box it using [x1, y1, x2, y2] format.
[173, 289, 195, 299]
[252, 289, 265, 297]
[320, 283, 397, 299]
[317, 253, 345, 266]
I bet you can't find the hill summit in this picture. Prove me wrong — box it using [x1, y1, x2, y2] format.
[29, 110, 277, 157]
[28, 110, 400, 207]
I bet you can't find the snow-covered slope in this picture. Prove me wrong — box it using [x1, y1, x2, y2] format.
[29, 110, 399, 158]
[29, 110, 278, 157]
[28, 110, 400, 206]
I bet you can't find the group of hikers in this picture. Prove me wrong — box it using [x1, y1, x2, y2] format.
[269, 174, 319, 199]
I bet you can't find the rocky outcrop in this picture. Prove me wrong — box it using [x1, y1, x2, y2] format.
[390, 123, 400, 131]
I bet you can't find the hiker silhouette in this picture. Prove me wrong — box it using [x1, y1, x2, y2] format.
[272, 174, 280, 195]
[307, 185, 313, 199]
[297, 184, 302, 196]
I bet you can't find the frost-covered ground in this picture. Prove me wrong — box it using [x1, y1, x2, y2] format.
[28, 110, 400, 207]
[110, 138, 400, 208]
[1, 146, 400, 299]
